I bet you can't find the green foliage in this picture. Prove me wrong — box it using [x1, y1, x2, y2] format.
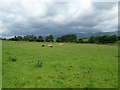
[16, 36, 23, 41]
[23, 35, 30, 41]
[118, 36, 120, 40]
[76, 38, 84, 43]
[45, 35, 54, 42]
[89, 35, 118, 44]
[7, 34, 118, 44]
[0, 37, 6, 40]
[56, 37, 63, 42]
[36, 36, 44, 42]
[9, 36, 23, 41]
[28, 35, 36, 42]
[88, 36, 98, 43]
[56, 34, 77, 42]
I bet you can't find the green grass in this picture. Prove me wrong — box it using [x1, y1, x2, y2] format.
[2, 41, 118, 88]
[0, 40, 2, 89]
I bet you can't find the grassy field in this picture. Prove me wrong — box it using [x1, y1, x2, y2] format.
[2, 41, 118, 88]
[0, 40, 2, 89]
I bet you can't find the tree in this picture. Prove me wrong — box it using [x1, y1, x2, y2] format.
[14, 36, 17, 41]
[76, 38, 84, 43]
[56, 37, 63, 42]
[88, 35, 118, 44]
[110, 35, 117, 43]
[23, 35, 36, 42]
[45, 35, 54, 42]
[88, 37, 96, 43]
[17, 36, 23, 41]
[67, 34, 77, 42]
[23, 35, 29, 41]
[0, 37, 6, 40]
[9, 36, 17, 41]
[97, 35, 117, 44]
[60, 35, 67, 42]
[28, 35, 36, 42]
[36, 36, 44, 42]
[60, 34, 77, 42]
[118, 36, 120, 40]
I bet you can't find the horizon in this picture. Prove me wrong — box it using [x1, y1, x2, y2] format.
[1, 30, 118, 39]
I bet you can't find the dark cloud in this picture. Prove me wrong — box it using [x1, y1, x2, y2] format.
[1, 0, 118, 38]
[92, 2, 117, 10]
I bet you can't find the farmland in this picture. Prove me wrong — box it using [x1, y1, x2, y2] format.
[0, 40, 2, 89]
[2, 41, 118, 88]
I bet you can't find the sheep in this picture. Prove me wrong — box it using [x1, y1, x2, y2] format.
[59, 43, 63, 45]
[42, 44, 45, 47]
[48, 44, 53, 47]
[12, 41, 16, 43]
[50, 45, 53, 47]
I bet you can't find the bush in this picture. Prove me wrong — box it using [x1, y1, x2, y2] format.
[36, 36, 44, 42]
[35, 60, 42, 67]
[56, 38, 63, 42]
[45, 35, 54, 42]
[76, 38, 84, 43]
[84, 41, 89, 43]
[9, 56, 17, 61]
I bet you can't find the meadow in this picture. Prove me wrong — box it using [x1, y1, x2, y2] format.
[0, 40, 2, 89]
[2, 41, 118, 88]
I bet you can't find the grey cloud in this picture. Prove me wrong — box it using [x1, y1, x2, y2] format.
[92, 2, 117, 10]
[1, 1, 118, 38]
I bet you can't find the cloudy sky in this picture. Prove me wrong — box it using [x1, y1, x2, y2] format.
[0, 0, 118, 38]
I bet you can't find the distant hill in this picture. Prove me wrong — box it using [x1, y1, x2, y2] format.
[91, 31, 118, 37]
[53, 31, 118, 38]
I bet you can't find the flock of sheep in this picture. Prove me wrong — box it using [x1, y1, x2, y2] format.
[11, 41, 63, 47]
[42, 43, 63, 48]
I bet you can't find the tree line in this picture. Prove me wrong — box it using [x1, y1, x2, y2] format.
[1, 34, 118, 44]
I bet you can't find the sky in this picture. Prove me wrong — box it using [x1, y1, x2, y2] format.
[0, 0, 118, 38]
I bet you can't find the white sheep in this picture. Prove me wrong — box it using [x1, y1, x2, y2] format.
[48, 44, 53, 47]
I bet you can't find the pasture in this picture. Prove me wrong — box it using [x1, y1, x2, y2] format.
[0, 40, 2, 89]
[2, 41, 118, 88]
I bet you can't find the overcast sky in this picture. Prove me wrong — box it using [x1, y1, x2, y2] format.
[0, 0, 118, 38]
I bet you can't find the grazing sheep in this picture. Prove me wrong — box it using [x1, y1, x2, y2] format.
[48, 44, 53, 47]
[50, 45, 53, 47]
[59, 43, 63, 45]
[42, 44, 45, 47]
[12, 41, 16, 43]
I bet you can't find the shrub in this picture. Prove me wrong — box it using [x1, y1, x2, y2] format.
[76, 38, 84, 43]
[9, 56, 17, 61]
[35, 60, 42, 67]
